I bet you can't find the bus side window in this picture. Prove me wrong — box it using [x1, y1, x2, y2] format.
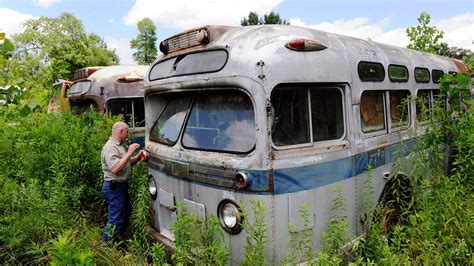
[108, 100, 133, 126]
[271, 89, 310, 146]
[416, 90, 431, 122]
[360, 91, 386, 133]
[389, 90, 410, 128]
[310, 88, 344, 141]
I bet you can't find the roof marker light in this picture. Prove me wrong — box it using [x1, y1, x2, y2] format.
[285, 38, 327, 52]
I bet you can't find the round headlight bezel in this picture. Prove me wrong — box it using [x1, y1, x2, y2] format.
[217, 200, 243, 235]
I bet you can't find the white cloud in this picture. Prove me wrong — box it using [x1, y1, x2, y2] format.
[123, 0, 283, 29]
[105, 37, 135, 65]
[33, 0, 62, 8]
[289, 13, 474, 51]
[108, 18, 115, 24]
[289, 17, 409, 48]
[0, 8, 37, 37]
[436, 13, 474, 50]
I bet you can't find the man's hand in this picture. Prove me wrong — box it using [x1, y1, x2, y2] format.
[128, 143, 140, 155]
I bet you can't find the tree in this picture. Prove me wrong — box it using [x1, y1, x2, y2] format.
[241, 12, 260, 26]
[130, 18, 157, 65]
[241, 11, 289, 26]
[438, 42, 472, 60]
[10, 13, 119, 85]
[406, 12, 444, 54]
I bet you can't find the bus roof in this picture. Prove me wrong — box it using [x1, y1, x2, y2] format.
[69, 65, 149, 101]
[147, 25, 465, 98]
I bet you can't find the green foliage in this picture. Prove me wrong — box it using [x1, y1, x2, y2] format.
[241, 11, 289, 26]
[48, 230, 94, 265]
[7, 12, 118, 105]
[171, 201, 229, 265]
[320, 185, 350, 255]
[438, 42, 472, 60]
[352, 54, 474, 264]
[240, 198, 268, 266]
[130, 18, 158, 65]
[282, 203, 314, 264]
[150, 242, 168, 266]
[406, 12, 444, 54]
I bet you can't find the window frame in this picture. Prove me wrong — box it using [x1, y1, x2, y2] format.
[106, 98, 145, 129]
[388, 64, 409, 82]
[357, 61, 385, 82]
[414, 67, 430, 83]
[387, 90, 411, 132]
[432, 69, 444, 84]
[270, 85, 346, 150]
[359, 90, 387, 137]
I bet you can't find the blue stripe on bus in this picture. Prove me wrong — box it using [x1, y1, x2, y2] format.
[273, 157, 353, 194]
[246, 139, 418, 194]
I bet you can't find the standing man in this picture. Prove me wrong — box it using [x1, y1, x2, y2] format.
[101, 121, 143, 242]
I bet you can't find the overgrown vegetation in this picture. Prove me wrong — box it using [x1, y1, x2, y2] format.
[0, 110, 152, 264]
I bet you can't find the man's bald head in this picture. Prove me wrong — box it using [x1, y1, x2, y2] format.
[111, 122, 129, 143]
[112, 122, 128, 133]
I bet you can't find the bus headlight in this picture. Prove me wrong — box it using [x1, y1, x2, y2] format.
[148, 175, 157, 200]
[217, 200, 243, 234]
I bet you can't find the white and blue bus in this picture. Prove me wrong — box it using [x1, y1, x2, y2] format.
[143, 25, 466, 263]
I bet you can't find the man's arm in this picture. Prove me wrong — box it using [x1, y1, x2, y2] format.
[111, 143, 140, 175]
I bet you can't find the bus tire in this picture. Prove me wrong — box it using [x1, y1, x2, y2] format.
[376, 174, 413, 232]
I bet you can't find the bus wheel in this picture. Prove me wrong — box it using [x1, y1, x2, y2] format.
[377, 174, 413, 232]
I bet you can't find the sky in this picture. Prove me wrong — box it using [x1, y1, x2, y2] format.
[0, 0, 473, 64]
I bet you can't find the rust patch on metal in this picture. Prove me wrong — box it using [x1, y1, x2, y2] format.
[148, 226, 175, 251]
[451, 59, 469, 73]
[268, 168, 274, 193]
[377, 140, 388, 148]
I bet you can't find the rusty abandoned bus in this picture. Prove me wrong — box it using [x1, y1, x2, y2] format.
[143, 25, 467, 263]
[68, 65, 148, 146]
[48, 79, 72, 112]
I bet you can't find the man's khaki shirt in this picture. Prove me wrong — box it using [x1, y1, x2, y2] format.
[101, 137, 131, 182]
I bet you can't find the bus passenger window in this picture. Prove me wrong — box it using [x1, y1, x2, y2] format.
[310, 88, 344, 141]
[108, 100, 133, 126]
[360, 91, 385, 133]
[271, 89, 310, 146]
[133, 99, 145, 127]
[415, 68, 430, 83]
[389, 91, 410, 128]
[416, 90, 431, 122]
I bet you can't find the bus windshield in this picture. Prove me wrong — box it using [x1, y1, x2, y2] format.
[150, 90, 256, 153]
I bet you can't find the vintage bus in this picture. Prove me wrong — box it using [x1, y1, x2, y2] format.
[68, 65, 148, 146]
[143, 25, 467, 263]
[47, 79, 72, 112]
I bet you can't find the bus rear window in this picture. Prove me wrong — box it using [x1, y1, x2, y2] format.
[360, 91, 385, 133]
[182, 91, 255, 153]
